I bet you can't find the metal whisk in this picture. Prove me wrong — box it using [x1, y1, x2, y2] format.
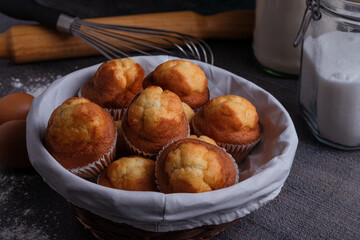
[0, 0, 214, 64]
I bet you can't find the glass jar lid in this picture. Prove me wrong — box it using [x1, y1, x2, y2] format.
[294, 0, 360, 47]
[322, 0, 360, 21]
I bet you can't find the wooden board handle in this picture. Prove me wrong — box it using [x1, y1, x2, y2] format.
[0, 10, 254, 63]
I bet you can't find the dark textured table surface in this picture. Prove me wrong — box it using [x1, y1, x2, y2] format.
[1, 1, 359, 240]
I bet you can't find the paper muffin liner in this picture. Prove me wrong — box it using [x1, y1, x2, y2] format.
[77, 86, 85, 99]
[217, 137, 261, 164]
[69, 129, 117, 179]
[122, 126, 191, 159]
[215, 145, 240, 184]
[122, 132, 157, 158]
[96, 172, 101, 184]
[192, 121, 261, 164]
[155, 138, 239, 193]
[104, 107, 127, 121]
[78, 87, 126, 121]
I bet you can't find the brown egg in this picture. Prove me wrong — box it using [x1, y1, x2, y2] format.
[0, 92, 34, 125]
[0, 120, 32, 168]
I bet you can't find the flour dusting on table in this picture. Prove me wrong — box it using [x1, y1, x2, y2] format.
[10, 75, 62, 97]
[0, 174, 50, 240]
[0, 223, 50, 240]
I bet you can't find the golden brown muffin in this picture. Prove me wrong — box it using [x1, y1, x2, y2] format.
[156, 138, 238, 193]
[189, 135, 217, 146]
[98, 156, 158, 192]
[98, 167, 113, 188]
[182, 102, 195, 124]
[122, 86, 189, 157]
[44, 97, 116, 178]
[143, 60, 209, 109]
[192, 95, 261, 163]
[80, 58, 145, 119]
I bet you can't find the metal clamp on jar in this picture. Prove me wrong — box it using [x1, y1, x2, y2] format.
[295, 0, 360, 150]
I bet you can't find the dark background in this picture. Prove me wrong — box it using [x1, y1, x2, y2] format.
[0, 1, 359, 240]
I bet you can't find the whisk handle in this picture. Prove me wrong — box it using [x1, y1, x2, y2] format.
[0, 0, 62, 29]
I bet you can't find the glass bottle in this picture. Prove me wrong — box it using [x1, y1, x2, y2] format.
[296, 0, 360, 150]
[253, 0, 306, 76]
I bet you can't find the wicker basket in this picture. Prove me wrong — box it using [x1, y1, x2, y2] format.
[69, 203, 239, 240]
[27, 56, 298, 240]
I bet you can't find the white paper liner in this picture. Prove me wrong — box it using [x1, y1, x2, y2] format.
[27, 55, 298, 232]
[192, 115, 261, 164]
[78, 87, 126, 121]
[104, 107, 127, 121]
[77, 87, 83, 98]
[217, 136, 261, 164]
[155, 138, 239, 193]
[96, 173, 101, 184]
[122, 119, 191, 158]
[122, 131, 157, 158]
[69, 128, 117, 179]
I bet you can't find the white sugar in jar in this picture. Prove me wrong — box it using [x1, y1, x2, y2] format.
[299, 0, 360, 149]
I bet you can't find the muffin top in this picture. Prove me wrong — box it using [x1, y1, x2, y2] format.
[81, 58, 145, 109]
[156, 138, 238, 193]
[98, 156, 158, 191]
[182, 102, 195, 123]
[192, 95, 260, 145]
[142, 60, 209, 109]
[122, 86, 189, 154]
[189, 135, 217, 146]
[44, 97, 116, 169]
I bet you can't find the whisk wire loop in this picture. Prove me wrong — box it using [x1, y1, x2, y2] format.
[79, 22, 179, 55]
[70, 18, 214, 64]
[78, 20, 197, 60]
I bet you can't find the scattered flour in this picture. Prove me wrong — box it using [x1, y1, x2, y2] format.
[0, 223, 49, 240]
[10, 75, 62, 97]
[0, 174, 50, 240]
[23, 209, 34, 216]
[0, 185, 15, 202]
[0, 175, 16, 202]
[11, 78, 23, 88]
[0, 175, 35, 203]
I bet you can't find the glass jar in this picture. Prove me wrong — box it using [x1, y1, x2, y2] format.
[298, 0, 360, 150]
[253, 0, 306, 76]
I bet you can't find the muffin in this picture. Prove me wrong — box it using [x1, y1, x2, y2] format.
[182, 102, 195, 124]
[44, 97, 117, 178]
[122, 86, 190, 157]
[80, 58, 145, 120]
[192, 95, 261, 163]
[189, 135, 217, 146]
[143, 59, 209, 109]
[98, 156, 158, 192]
[156, 138, 238, 193]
